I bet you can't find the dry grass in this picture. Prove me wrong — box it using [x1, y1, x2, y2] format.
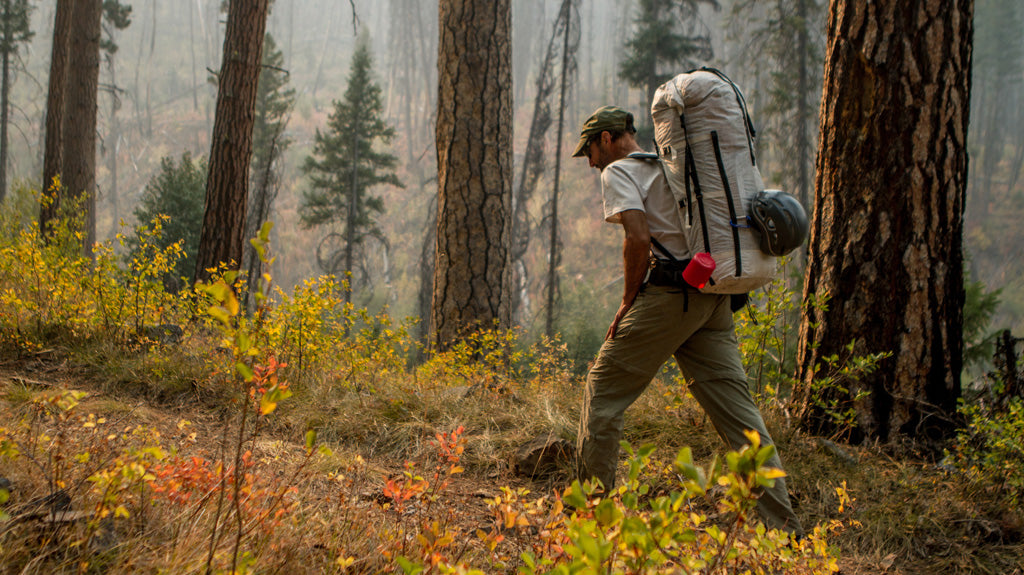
[0, 335, 1021, 573]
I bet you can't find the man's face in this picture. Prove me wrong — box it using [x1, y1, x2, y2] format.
[585, 132, 614, 171]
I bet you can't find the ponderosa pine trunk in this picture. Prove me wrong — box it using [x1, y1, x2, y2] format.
[39, 0, 73, 235]
[194, 0, 268, 284]
[431, 0, 513, 350]
[795, 0, 973, 441]
[61, 0, 102, 255]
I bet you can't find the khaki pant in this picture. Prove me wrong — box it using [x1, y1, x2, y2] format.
[577, 284, 803, 534]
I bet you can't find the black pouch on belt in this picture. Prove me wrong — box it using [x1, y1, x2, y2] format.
[647, 258, 690, 288]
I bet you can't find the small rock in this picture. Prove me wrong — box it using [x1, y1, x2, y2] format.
[24, 489, 72, 514]
[514, 435, 574, 478]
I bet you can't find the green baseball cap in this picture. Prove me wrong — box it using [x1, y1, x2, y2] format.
[572, 106, 633, 157]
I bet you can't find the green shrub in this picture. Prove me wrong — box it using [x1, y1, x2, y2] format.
[131, 152, 207, 289]
[945, 396, 1024, 506]
[479, 435, 844, 574]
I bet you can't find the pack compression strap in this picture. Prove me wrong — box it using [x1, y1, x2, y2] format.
[711, 131, 743, 277]
[681, 114, 712, 255]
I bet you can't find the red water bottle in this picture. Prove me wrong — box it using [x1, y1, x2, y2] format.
[683, 252, 716, 289]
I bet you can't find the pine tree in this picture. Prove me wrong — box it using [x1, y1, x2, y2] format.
[0, 0, 32, 204]
[619, 0, 716, 137]
[300, 38, 401, 304]
[132, 153, 208, 290]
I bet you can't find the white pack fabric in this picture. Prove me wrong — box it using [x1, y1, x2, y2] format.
[650, 67, 776, 294]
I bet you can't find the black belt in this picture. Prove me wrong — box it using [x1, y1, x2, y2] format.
[646, 257, 692, 288]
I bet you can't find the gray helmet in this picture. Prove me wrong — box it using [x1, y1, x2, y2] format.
[749, 190, 809, 256]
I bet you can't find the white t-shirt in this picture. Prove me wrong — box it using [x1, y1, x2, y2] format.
[601, 154, 690, 260]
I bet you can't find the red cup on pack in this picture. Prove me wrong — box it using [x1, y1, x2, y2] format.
[683, 252, 716, 289]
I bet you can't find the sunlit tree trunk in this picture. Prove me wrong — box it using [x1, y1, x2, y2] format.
[795, 0, 973, 441]
[195, 0, 268, 284]
[431, 0, 513, 350]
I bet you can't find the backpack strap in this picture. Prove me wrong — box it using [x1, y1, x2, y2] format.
[649, 236, 679, 263]
[680, 113, 713, 255]
[711, 130, 744, 277]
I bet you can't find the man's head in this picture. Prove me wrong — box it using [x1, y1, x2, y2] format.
[572, 106, 638, 171]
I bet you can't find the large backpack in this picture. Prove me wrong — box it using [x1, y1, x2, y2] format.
[650, 67, 775, 294]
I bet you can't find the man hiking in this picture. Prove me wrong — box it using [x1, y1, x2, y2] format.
[572, 105, 803, 535]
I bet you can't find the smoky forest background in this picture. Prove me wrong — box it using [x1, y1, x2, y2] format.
[0, 0, 1016, 354]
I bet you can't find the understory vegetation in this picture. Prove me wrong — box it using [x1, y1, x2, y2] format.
[0, 200, 1022, 574]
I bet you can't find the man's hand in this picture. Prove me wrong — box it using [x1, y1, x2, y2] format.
[606, 210, 650, 340]
[606, 301, 631, 340]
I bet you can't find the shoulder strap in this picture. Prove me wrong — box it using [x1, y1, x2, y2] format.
[681, 113, 712, 254]
[649, 237, 679, 263]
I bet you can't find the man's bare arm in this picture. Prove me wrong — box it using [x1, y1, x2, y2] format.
[607, 209, 650, 340]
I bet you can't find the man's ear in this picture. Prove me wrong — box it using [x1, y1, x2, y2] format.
[600, 131, 613, 146]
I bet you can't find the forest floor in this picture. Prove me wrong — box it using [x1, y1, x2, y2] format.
[0, 348, 1022, 575]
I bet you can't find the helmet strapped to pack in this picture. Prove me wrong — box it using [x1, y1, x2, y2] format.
[749, 190, 809, 256]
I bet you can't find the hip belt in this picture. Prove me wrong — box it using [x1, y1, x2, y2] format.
[646, 257, 692, 288]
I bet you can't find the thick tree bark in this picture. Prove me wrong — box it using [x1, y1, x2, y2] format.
[796, 0, 973, 441]
[195, 0, 268, 284]
[431, 0, 513, 350]
[39, 0, 73, 234]
[62, 0, 102, 254]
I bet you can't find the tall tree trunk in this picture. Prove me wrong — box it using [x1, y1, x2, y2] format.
[418, 192, 436, 328]
[242, 128, 285, 314]
[0, 9, 10, 205]
[545, 0, 576, 338]
[62, 0, 102, 255]
[189, 0, 199, 111]
[107, 79, 121, 238]
[795, 0, 811, 210]
[795, 0, 973, 441]
[794, 0, 814, 266]
[431, 0, 513, 350]
[40, 0, 74, 234]
[194, 0, 268, 284]
[343, 131, 359, 305]
[510, 0, 561, 326]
